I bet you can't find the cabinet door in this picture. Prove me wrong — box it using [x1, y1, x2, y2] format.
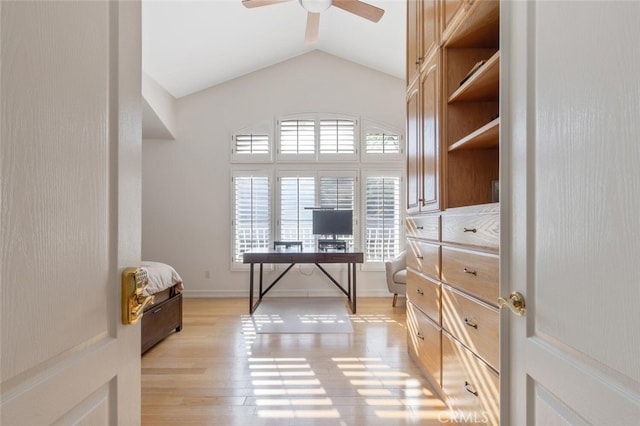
[441, 0, 466, 40]
[406, 0, 420, 84]
[421, 0, 438, 61]
[419, 50, 441, 211]
[406, 83, 420, 213]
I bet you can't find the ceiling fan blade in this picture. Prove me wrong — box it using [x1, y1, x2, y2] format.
[242, 0, 292, 8]
[332, 0, 384, 22]
[305, 12, 320, 43]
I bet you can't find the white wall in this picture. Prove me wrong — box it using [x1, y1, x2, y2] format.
[142, 72, 177, 139]
[142, 50, 405, 297]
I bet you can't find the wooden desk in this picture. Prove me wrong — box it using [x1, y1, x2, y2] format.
[243, 248, 364, 314]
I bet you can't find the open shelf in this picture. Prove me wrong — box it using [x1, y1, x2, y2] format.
[449, 51, 500, 103]
[448, 118, 499, 151]
[445, 0, 500, 48]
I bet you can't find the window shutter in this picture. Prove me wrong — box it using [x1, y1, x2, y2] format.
[365, 176, 401, 261]
[319, 119, 356, 154]
[279, 120, 315, 155]
[280, 176, 315, 249]
[233, 176, 271, 262]
[319, 176, 355, 210]
[318, 176, 355, 248]
[365, 131, 400, 154]
[234, 133, 269, 155]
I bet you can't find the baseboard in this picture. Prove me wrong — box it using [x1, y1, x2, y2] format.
[182, 289, 394, 298]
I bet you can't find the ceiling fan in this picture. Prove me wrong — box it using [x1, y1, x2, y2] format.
[242, 0, 385, 43]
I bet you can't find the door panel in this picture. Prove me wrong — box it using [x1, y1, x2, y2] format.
[1, 1, 141, 424]
[502, 1, 640, 423]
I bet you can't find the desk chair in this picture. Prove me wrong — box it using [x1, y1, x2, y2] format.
[385, 251, 407, 307]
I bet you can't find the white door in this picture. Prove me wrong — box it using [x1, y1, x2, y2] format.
[1, 1, 142, 424]
[501, 1, 640, 424]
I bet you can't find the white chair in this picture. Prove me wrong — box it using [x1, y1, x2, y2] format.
[385, 251, 407, 307]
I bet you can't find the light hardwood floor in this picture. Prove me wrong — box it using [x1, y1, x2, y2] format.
[141, 297, 449, 425]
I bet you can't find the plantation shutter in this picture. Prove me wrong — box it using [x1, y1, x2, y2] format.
[365, 176, 401, 261]
[318, 176, 355, 247]
[319, 119, 356, 154]
[233, 176, 271, 263]
[365, 131, 400, 154]
[233, 133, 270, 155]
[279, 176, 315, 249]
[279, 120, 315, 154]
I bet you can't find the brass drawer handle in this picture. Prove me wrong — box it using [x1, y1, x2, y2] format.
[464, 318, 478, 329]
[464, 381, 479, 397]
[463, 227, 477, 233]
[463, 267, 477, 275]
[416, 288, 424, 295]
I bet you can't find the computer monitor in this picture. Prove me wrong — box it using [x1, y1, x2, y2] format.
[312, 209, 353, 238]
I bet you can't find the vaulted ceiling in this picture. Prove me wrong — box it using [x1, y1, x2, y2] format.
[142, 0, 407, 99]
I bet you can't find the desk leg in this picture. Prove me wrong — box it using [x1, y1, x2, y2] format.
[249, 263, 254, 314]
[352, 262, 357, 314]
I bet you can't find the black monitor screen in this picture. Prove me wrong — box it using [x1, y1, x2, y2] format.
[312, 209, 353, 236]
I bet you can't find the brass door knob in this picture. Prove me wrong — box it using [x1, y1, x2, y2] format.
[498, 292, 526, 316]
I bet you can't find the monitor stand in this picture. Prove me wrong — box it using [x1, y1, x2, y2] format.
[318, 239, 347, 251]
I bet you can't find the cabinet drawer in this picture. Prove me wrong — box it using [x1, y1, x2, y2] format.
[441, 246, 498, 306]
[407, 270, 441, 324]
[442, 211, 499, 251]
[407, 302, 441, 387]
[406, 215, 440, 241]
[407, 240, 441, 279]
[442, 285, 499, 370]
[442, 331, 499, 425]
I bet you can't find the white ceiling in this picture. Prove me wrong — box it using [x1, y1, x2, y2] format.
[142, 0, 406, 98]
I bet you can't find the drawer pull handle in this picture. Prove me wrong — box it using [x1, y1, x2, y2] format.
[416, 255, 424, 260]
[416, 288, 424, 295]
[416, 226, 424, 230]
[464, 318, 478, 329]
[464, 381, 479, 397]
[463, 267, 477, 275]
[463, 227, 477, 233]
[152, 307, 162, 314]
[417, 332, 425, 341]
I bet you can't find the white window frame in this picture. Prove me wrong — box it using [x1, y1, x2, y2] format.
[276, 114, 317, 162]
[230, 120, 273, 163]
[276, 171, 317, 250]
[230, 169, 273, 270]
[360, 169, 405, 271]
[316, 170, 359, 250]
[360, 119, 405, 163]
[275, 170, 359, 252]
[317, 113, 359, 162]
[276, 113, 359, 162]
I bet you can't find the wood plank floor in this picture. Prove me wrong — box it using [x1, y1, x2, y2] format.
[141, 297, 448, 425]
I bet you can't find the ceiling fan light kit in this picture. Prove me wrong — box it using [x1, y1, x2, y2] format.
[242, 0, 384, 43]
[299, 0, 332, 13]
